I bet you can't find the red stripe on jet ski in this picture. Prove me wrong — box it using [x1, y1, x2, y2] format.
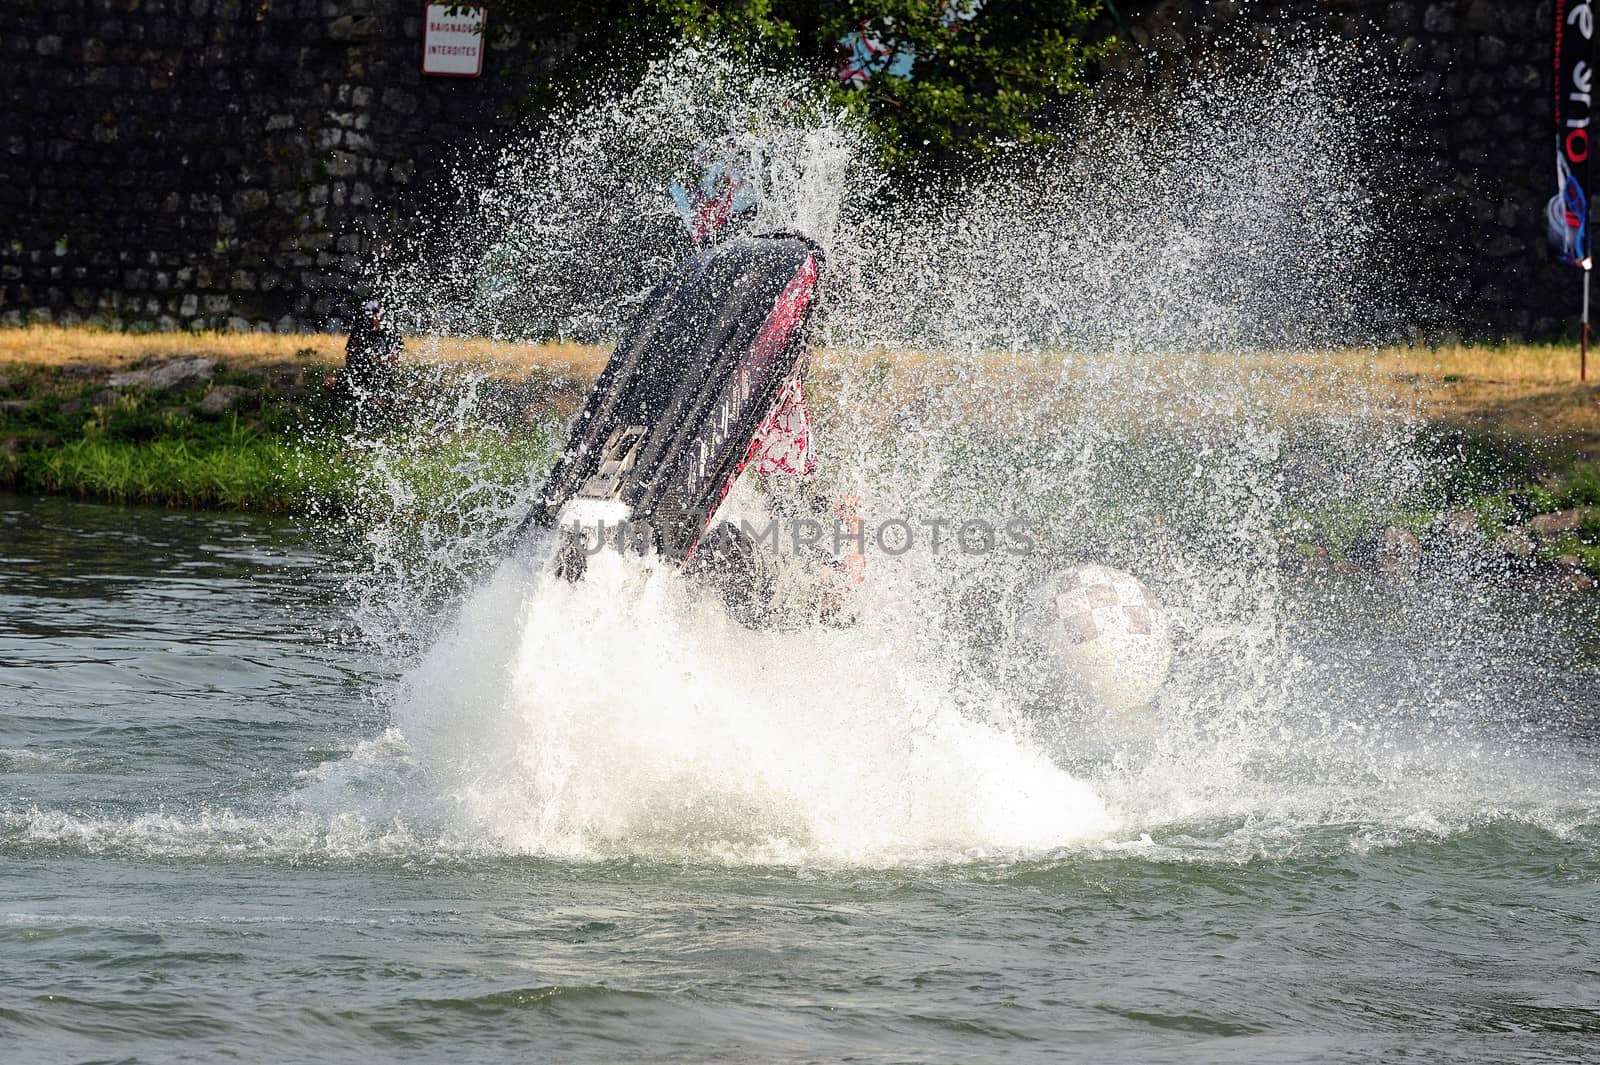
[682, 253, 818, 561]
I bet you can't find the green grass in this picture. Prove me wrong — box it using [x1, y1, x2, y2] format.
[1, 356, 561, 516]
[1281, 447, 1600, 575]
[19, 436, 339, 511]
[1, 362, 340, 511]
[10, 421, 557, 517]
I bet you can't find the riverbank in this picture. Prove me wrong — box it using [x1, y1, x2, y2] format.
[1299, 344, 1600, 587]
[0, 339, 324, 510]
[2, 326, 1598, 582]
[0, 326, 579, 514]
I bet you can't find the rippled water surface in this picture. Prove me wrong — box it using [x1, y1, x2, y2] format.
[3, 492, 1599, 1064]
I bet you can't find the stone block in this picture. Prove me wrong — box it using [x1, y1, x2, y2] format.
[109, 355, 216, 391]
[233, 188, 270, 213]
[324, 150, 357, 177]
[200, 383, 248, 411]
[1463, 0, 1498, 31]
[381, 87, 418, 115]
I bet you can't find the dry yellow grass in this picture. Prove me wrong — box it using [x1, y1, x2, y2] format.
[5, 326, 1597, 456]
[1393, 343, 1592, 386]
[806, 343, 1600, 459]
[0, 325, 347, 369]
[0, 325, 612, 377]
[401, 334, 610, 379]
[1365, 344, 1600, 458]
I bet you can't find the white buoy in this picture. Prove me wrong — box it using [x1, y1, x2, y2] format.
[1027, 564, 1173, 716]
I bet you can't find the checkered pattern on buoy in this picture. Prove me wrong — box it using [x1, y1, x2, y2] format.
[1046, 564, 1161, 646]
[1027, 563, 1174, 716]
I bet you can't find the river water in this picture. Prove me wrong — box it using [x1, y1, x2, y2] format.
[2, 491, 1598, 1063]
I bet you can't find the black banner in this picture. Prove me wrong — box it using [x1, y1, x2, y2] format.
[1551, 0, 1595, 266]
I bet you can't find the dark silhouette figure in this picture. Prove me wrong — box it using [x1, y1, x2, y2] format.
[328, 300, 403, 426]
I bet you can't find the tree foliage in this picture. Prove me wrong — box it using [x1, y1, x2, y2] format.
[489, 0, 1112, 171]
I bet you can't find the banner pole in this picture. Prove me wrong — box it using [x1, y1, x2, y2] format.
[1585, 267, 1591, 383]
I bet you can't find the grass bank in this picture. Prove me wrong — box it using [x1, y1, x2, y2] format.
[0, 326, 577, 515]
[20, 426, 337, 511]
[2, 326, 1598, 580]
[1290, 343, 1600, 581]
[806, 341, 1600, 584]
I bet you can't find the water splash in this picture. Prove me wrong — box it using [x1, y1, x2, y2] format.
[385, 49, 877, 343]
[306, 40, 1599, 866]
[360, 552, 1112, 864]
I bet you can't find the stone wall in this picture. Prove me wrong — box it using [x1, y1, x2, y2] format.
[1115, 0, 1576, 339]
[0, 0, 528, 333]
[0, 0, 1587, 339]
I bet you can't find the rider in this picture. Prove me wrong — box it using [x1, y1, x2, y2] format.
[671, 145, 865, 623]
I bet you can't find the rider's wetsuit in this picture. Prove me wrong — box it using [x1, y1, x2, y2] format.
[687, 371, 864, 625]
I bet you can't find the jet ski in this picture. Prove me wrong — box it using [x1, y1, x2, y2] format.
[515, 233, 824, 579]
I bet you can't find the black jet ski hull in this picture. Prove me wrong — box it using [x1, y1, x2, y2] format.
[518, 234, 823, 567]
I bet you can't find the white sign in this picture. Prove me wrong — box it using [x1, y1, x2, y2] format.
[421, 3, 485, 78]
